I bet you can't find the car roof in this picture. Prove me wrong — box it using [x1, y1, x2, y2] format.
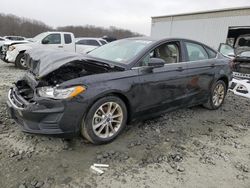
[76, 37, 106, 40]
[126, 36, 203, 43]
[125, 37, 216, 51]
[4, 36, 25, 38]
[45, 31, 73, 35]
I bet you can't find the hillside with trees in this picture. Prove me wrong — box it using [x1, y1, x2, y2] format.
[0, 14, 51, 37]
[0, 13, 142, 39]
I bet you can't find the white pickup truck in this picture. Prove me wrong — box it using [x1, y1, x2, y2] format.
[4, 31, 101, 69]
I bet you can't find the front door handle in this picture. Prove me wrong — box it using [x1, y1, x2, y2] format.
[58, 46, 64, 48]
[210, 63, 215, 67]
[177, 67, 183, 71]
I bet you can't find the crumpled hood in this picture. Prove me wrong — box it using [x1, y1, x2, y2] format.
[25, 48, 87, 78]
[4, 40, 30, 46]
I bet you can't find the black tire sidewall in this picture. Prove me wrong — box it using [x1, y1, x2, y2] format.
[81, 96, 127, 144]
[15, 53, 27, 69]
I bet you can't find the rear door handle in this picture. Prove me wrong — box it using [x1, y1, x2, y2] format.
[58, 46, 64, 48]
[210, 63, 215, 67]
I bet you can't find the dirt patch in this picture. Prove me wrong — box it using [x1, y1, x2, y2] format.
[0, 60, 249, 188]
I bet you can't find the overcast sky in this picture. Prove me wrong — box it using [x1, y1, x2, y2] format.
[1, 0, 250, 35]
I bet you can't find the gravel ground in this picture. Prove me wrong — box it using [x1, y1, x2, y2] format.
[0, 60, 249, 188]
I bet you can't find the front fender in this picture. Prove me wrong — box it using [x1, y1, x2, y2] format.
[6, 45, 33, 63]
[16, 45, 33, 53]
[6, 48, 20, 63]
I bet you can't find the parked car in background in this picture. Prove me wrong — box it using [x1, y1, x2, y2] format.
[7, 37, 232, 144]
[75, 37, 107, 53]
[0, 35, 28, 62]
[0, 36, 5, 43]
[102, 36, 117, 42]
[0, 37, 5, 57]
[0, 36, 5, 47]
[2, 32, 77, 69]
[1, 39, 30, 63]
[219, 35, 250, 98]
[3, 36, 26, 41]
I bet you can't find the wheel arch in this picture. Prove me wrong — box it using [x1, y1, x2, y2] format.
[15, 50, 26, 61]
[217, 76, 229, 90]
[85, 91, 132, 124]
[19, 50, 26, 54]
[108, 92, 131, 123]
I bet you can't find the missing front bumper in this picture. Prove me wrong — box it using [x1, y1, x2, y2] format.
[7, 88, 85, 137]
[229, 78, 250, 99]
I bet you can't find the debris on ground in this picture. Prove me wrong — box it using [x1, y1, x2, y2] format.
[0, 61, 249, 187]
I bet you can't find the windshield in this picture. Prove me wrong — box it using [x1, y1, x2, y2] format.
[88, 39, 153, 64]
[30, 32, 48, 42]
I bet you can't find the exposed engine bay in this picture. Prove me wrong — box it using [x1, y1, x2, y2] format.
[234, 58, 250, 75]
[40, 61, 113, 86]
[14, 60, 122, 103]
[230, 53, 250, 99]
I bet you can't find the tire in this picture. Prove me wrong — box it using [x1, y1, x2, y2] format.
[81, 96, 127, 144]
[203, 80, 227, 110]
[15, 52, 27, 69]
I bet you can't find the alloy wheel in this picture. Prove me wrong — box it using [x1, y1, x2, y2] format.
[20, 56, 27, 68]
[212, 83, 225, 107]
[92, 102, 123, 138]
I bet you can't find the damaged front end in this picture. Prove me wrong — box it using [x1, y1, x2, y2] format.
[7, 78, 79, 136]
[7, 49, 124, 136]
[230, 51, 250, 99]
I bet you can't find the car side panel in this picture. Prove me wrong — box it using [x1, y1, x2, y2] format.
[61, 69, 143, 120]
[185, 59, 217, 105]
[134, 62, 189, 117]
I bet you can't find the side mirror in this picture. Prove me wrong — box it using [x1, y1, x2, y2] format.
[148, 58, 165, 68]
[140, 58, 165, 73]
[42, 38, 50, 44]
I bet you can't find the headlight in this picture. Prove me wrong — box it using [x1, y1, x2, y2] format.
[236, 84, 248, 94]
[8, 45, 16, 51]
[37, 86, 86, 99]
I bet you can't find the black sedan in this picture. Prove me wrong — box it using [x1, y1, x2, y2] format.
[7, 37, 232, 144]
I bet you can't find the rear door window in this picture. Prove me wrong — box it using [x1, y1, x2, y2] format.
[87, 40, 100, 46]
[64, 34, 72, 44]
[185, 42, 209, 61]
[204, 46, 217, 58]
[100, 40, 107, 45]
[76, 39, 100, 46]
[76, 39, 87, 45]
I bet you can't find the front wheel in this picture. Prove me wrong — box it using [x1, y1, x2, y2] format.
[15, 53, 27, 69]
[81, 96, 127, 144]
[203, 80, 227, 110]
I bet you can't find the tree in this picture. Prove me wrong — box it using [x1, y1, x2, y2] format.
[0, 13, 143, 39]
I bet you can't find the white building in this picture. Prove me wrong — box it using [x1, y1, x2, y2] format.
[151, 7, 250, 49]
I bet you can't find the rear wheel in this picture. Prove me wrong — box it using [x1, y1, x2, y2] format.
[81, 96, 127, 144]
[15, 53, 27, 69]
[203, 80, 227, 110]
